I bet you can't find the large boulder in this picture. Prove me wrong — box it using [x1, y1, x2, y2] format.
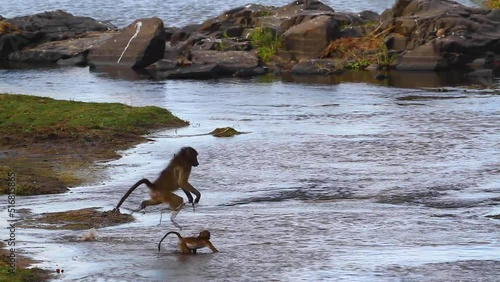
[4, 10, 114, 41]
[148, 50, 264, 79]
[87, 18, 166, 70]
[7, 31, 115, 65]
[0, 32, 44, 61]
[382, 0, 500, 71]
[282, 15, 340, 60]
[396, 43, 448, 71]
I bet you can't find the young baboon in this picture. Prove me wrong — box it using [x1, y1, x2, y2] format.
[113, 147, 201, 229]
[158, 230, 219, 254]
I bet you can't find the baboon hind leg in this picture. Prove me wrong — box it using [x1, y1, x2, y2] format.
[138, 198, 162, 212]
[170, 203, 184, 230]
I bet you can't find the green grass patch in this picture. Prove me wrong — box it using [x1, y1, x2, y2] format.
[0, 94, 188, 139]
[0, 264, 49, 282]
[0, 243, 50, 282]
[249, 27, 282, 63]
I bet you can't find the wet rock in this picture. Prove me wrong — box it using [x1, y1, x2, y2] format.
[149, 50, 264, 79]
[275, 0, 333, 19]
[282, 15, 341, 60]
[396, 43, 449, 71]
[154, 63, 220, 79]
[192, 50, 262, 76]
[4, 10, 114, 41]
[87, 18, 166, 70]
[384, 33, 407, 51]
[8, 31, 115, 65]
[210, 127, 243, 137]
[291, 59, 341, 75]
[383, 0, 500, 71]
[0, 32, 44, 61]
[340, 26, 365, 38]
[171, 24, 202, 45]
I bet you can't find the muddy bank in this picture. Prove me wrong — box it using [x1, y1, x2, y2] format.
[0, 242, 50, 282]
[19, 207, 134, 230]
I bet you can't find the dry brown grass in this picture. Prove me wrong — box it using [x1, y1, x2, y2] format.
[0, 21, 19, 34]
[322, 24, 391, 60]
[485, 0, 500, 9]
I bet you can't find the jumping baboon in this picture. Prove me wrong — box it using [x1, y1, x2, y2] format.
[113, 147, 201, 229]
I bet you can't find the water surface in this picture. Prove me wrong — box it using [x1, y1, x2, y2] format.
[0, 66, 499, 281]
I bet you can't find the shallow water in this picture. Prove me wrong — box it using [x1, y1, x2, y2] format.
[0, 66, 499, 281]
[1, 0, 500, 281]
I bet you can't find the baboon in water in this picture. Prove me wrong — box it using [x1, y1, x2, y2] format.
[113, 147, 201, 229]
[158, 230, 219, 254]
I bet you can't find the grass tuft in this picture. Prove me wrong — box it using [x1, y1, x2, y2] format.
[249, 27, 282, 63]
[322, 24, 393, 70]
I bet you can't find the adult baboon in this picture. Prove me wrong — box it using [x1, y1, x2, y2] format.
[113, 147, 201, 229]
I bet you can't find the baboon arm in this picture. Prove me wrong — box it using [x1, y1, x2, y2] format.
[206, 241, 219, 253]
[181, 189, 194, 203]
[179, 181, 201, 203]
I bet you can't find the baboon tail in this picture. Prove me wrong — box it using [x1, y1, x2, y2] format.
[115, 178, 153, 210]
[158, 231, 182, 251]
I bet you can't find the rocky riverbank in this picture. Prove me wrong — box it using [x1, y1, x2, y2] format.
[0, 0, 499, 79]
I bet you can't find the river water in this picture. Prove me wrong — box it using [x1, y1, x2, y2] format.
[1, 0, 500, 281]
[0, 0, 479, 28]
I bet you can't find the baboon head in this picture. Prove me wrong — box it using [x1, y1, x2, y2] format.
[180, 146, 199, 167]
[199, 230, 210, 239]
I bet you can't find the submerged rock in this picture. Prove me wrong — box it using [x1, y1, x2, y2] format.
[210, 127, 243, 137]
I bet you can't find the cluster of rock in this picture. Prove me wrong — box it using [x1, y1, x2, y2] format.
[0, 0, 498, 79]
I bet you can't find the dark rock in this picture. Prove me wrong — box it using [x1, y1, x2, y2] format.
[358, 10, 380, 22]
[282, 15, 340, 60]
[87, 18, 166, 70]
[192, 37, 251, 52]
[275, 0, 333, 19]
[56, 51, 88, 66]
[340, 26, 365, 38]
[291, 59, 340, 75]
[8, 31, 115, 64]
[0, 32, 44, 61]
[383, 0, 500, 70]
[171, 24, 201, 45]
[384, 33, 407, 51]
[4, 10, 114, 41]
[148, 50, 263, 79]
[396, 43, 448, 71]
[191, 50, 259, 75]
[164, 27, 179, 41]
[154, 63, 220, 79]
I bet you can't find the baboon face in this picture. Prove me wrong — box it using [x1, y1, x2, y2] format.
[199, 230, 210, 239]
[182, 147, 199, 167]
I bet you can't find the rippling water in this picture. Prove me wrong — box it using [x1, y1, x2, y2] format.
[0, 0, 478, 27]
[0, 66, 499, 281]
